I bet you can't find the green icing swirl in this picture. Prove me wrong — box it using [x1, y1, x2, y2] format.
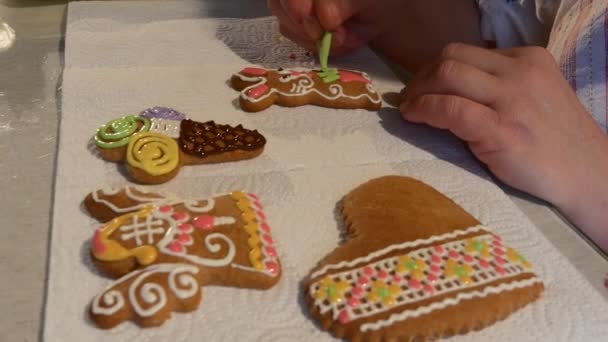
[94, 115, 151, 149]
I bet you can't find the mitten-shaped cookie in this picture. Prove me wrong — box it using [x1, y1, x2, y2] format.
[85, 187, 280, 328]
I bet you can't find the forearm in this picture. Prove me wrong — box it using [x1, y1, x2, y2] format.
[370, 0, 484, 72]
[554, 134, 608, 252]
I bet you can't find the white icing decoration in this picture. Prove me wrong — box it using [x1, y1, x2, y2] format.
[235, 70, 382, 105]
[168, 264, 200, 299]
[119, 214, 165, 245]
[149, 118, 182, 138]
[183, 199, 215, 213]
[127, 264, 199, 317]
[91, 186, 169, 214]
[310, 225, 487, 279]
[360, 277, 543, 332]
[310, 232, 535, 324]
[91, 290, 125, 316]
[213, 217, 236, 226]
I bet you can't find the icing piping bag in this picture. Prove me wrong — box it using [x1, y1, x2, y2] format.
[317, 31, 339, 83]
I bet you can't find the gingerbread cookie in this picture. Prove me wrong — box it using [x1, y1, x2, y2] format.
[84, 187, 281, 328]
[305, 176, 543, 341]
[93, 107, 266, 184]
[230, 67, 382, 112]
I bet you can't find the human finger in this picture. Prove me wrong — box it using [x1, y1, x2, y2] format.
[400, 94, 501, 144]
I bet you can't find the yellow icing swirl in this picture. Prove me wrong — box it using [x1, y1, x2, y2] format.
[126, 132, 180, 176]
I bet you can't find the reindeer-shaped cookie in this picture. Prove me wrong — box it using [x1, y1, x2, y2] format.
[93, 107, 266, 184]
[231, 67, 382, 112]
[305, 176, 543, 341]
[84, 187, 280, 328]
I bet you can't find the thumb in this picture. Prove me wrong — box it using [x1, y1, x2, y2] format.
[315, 0, 374, 31]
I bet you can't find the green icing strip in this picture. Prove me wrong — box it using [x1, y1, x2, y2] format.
[94, 115, 151, 149]
[317, 31, 339, 83]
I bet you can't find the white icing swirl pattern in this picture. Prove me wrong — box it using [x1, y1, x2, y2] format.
[235, 70, 382, 105]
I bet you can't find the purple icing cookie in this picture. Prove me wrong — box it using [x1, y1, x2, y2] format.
[139, 106, 186, 121]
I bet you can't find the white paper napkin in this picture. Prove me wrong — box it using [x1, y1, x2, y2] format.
[44, 1, 608, 341]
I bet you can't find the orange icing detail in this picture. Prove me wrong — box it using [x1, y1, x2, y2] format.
[91, 207, 159, 266]
[231, 191, 265, 270]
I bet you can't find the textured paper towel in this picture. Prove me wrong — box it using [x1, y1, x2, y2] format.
[44, 2, 608, 341]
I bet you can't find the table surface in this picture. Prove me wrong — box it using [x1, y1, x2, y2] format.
[1, 1, 606, 341]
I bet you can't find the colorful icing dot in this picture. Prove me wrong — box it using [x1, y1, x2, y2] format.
[463, 255, 474, 263]
[423, 284, 434, 294]
[316, 277, 349, 304]
[495, 256, 505, 265]
[408, 279, 421, 289]
[431, 254, 442, 264]
[178, 223, 192, 232]
[492, 239, 503, 247]
[430, 265, 441, 274]
[172, 212, 186, 221]
[260, 222, 270, 233]
[246, 84, 270, 99]
[168, 241, 183, 253]
[393, 275, 402, 283]
[338, 310, 350, 324]
[256, 210, 266, 220]
[434, 245, 445, 254]
[177, 233, 192, 244]
[363, 267, 374, 276]
[347, 297, 360, 308]
[495, 266, 506, 275]
[479, 259, 490, 268]
[494, 248, 505, 256]
[241, 67, 267, 76]
[427, 274, 438, 283]
[368, 281, 401, 307]
[159, 205, 172, 213]
[247, 193, 259, 201]
[253, 201, 263, 211]
[352, 286, 364, 297]
[377, 270, 388, 279]
[266, 261, 279, 275]
[264, 246, 277, 257]
[358, 276, 370, 287]
[262, 234, 274, 245]
[448, 250, 460, 260]
[192, 215, 214, 230]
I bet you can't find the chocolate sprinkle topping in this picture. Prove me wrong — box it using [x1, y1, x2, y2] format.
[178, 119, 266, 158]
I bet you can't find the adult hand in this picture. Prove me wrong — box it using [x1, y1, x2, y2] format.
[400, 43, 608, 250]
[266, 0, 484, 71]
[266, 0, 379, 54]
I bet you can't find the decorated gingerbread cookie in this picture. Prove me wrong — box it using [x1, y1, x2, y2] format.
[230, 67, 382, 112]
[305, 176, 543, 341]
[93, 107, 266, 184]
[84, 186, 281, 328]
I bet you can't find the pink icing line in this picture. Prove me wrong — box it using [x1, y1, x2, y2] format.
[92, 229, 106, 254]
[246, 84, 270, 99]
[241, 67, 267, 76]
[339, 70, 370, 84]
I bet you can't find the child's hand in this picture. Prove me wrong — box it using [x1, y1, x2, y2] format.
[400, 43, 608, 250]
[266, 0, 378, 54]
